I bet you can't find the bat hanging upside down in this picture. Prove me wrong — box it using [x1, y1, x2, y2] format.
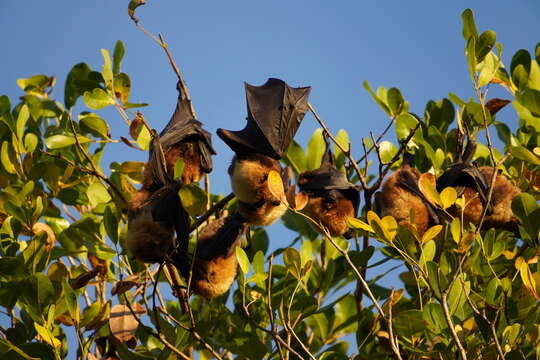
[126, 134, 190, 263]
[376, 152, 439, 236]
[172, 212, 248, 299]
[217, 78, 311, 226]
[436, 138, 520, 231]
[126, 82, 215, 263]
[298, 136, 360, 237]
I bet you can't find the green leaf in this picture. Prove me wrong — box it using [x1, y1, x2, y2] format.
[306, 128, 325, 170]
[284, 140, 306, 174]
[448, 92, 465, 107]
[463, 100, 490, 127]
[511, 193, 540, 243]
[20, 274, 56, 319]
[179, 184, 207, 216]
[333, 129, 350, 168]
[509, 146, 540, 165]
[510, 49, 531, 90]
[363, 80, 390, 116]
[87, 182, 112, 206]
[114, 73, 131, 104]
[16, 104, 29, 143]
[423, 303, 447, 333]
[283, 247, 302, 278]
[419, 240, 436, 267]
[100, 49, 113, 90]
[113, 40, 125, 75]
[62, 279, 79, 323]
[378, 141, 397, 163]
[395, 113, 419, 141]
[461, 9, 478, 41]
[448, 274, 469, 315]
[466, 37, 477, 77]
[1, 141, 17, 174]
[450, 217, 461, 244]
[83, 88, 114, 110]
[79, 112, 110, 138]
[252, 250, 265, 274]
[393, 309, 424, 337]
[346, 217, 373, 233]
[387, 87, 405, 116]
[440, 187, 457, 209]
[421, 225, 442, 245]
[173, 158, 184, 180]
[0, 95, 11, 115]
[64, 62, 97, 109]
[235, 247, 250, 274]
[475, 30, 496, 62]
[23, 133, 38, 153]
[517, 88, 540, 117]
[44, 134, 91, 149]
[104, 205, 118, 243]
[478, 52, 498, 88]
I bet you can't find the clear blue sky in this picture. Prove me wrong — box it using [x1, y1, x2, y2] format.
[1, 0, 539, 356]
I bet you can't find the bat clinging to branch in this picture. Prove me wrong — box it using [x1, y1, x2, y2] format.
[217, 78, 311, 226]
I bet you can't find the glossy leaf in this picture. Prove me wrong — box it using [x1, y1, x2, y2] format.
[113, 40, 125, 75]
[235, 247, 250, 274]
[267, 170, 285, 202]
[83, 88, 114, 110]
[179, 184, 208, 216]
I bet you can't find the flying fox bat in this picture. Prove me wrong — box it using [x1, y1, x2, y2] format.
[217, 78, 311, 226]
[127, 133, 190, 263]
[298, 137, 360, 237]
[172, 212, 248, 299]
[142, 81, 216, 189]
[436, 137, 519, 230]
[376, 153, 439, 236]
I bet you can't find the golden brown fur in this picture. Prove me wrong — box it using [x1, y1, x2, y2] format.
[302, 195, 355, 237]
[181, 216, 245, 299]
[378, 165, 431, 235]
[126, 191, 175, 263]
[448, 166, 520, 230]
[229, 153, 287, 226]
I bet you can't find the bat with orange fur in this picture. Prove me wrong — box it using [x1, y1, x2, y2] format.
[298, 136, 360, 237]
[217, 78, 311, 226]
[376, 153, 439, 236]
[172, 212, 247, 299]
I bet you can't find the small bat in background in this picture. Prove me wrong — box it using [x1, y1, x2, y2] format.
[143, 81, 216, 189]
[172, 212, 248, 299]
[298, 136, 360, 237]
[127, 133, 190, 263]
[436, 136, 520, 231]
[375, 152, 439, 236]
[217, 78, 311, 226]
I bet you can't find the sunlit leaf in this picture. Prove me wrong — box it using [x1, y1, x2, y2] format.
[113, 40, 125, 75]
[421, 225, 443, 245]
[179, 184, 207, 216]
[83, 88, 115, 110]
[235, 247, 250, 274]
[347, 217, 373, 233]
[267, 170, 285, 202]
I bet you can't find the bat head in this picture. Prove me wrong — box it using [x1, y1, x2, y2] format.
[159, 81, 216, 173]
[217, 78, 311, 159]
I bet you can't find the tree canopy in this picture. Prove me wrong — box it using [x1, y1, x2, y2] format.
[0, 4, 539, 360]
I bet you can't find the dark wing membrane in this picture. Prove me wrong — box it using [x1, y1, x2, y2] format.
[461, 165, 494, 213]
[149, 182, 190, 245]
[147, 133, 171, 188]
[300, 167, 358, 192]
[196, 215, 247, 260]
[159, 82, 216, 172]
[246, 78, 311, 158]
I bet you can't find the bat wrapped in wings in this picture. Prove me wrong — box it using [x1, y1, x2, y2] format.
[172, 212, 247, 299]
[298, 136, 360, 237]
[436, 136, 520, 231]
[143, 81, 216, 188]
[376, 152, 439, 236]
[127, 133, 190, 263]
[217, 78, 311, 226]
